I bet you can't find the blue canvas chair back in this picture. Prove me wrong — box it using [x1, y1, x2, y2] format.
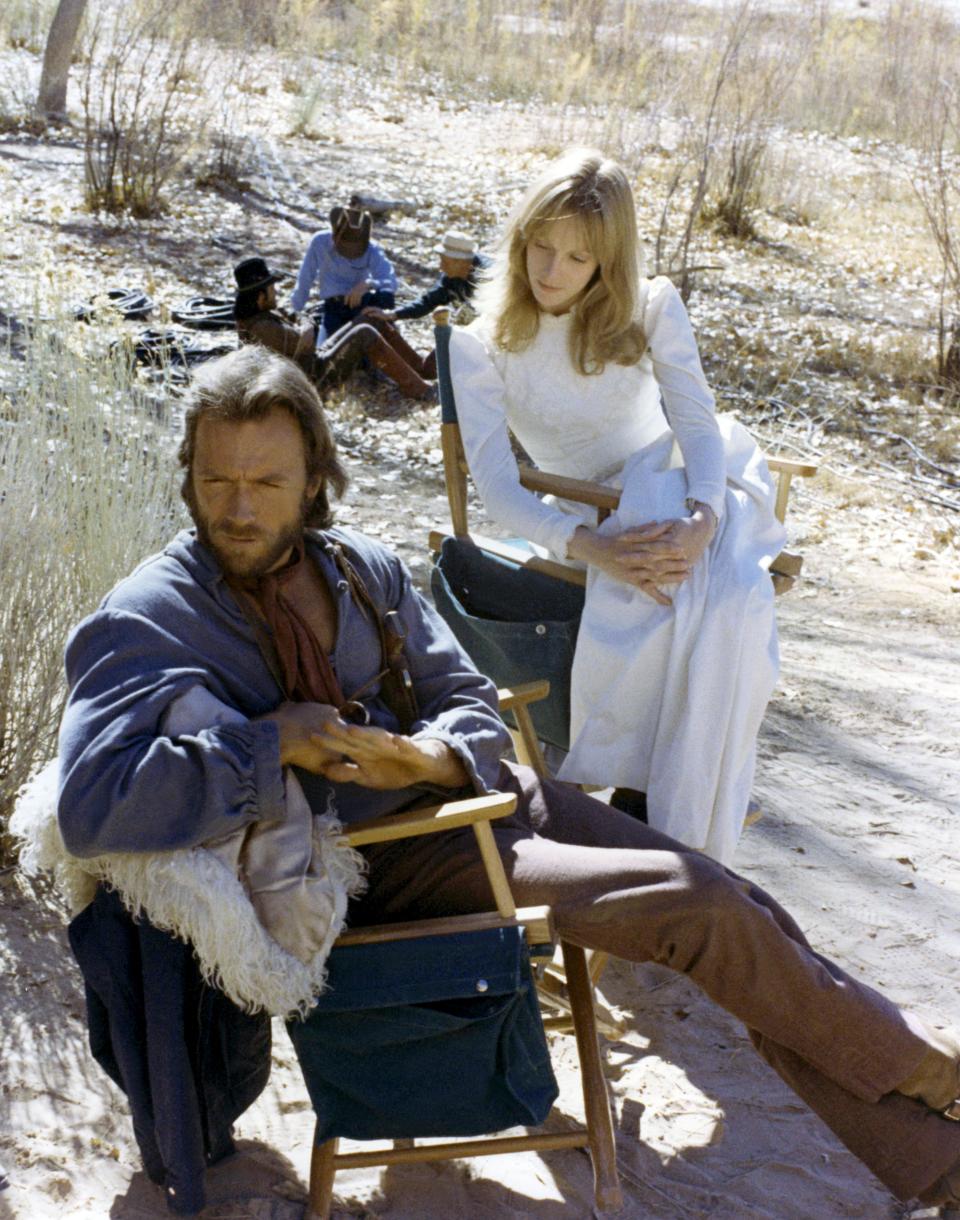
[430, 313, 585, 751]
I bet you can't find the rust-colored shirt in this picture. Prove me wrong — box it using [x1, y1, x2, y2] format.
[228, 542, 340, 704]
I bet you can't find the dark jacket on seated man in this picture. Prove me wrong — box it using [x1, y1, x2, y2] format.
[234, 256, 317, 375]
[393, 232, 487, 321]
[393, 256, 485, 320]
[237, 307, 314, 372]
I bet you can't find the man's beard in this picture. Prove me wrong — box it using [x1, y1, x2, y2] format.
[191, 496, 311, 581]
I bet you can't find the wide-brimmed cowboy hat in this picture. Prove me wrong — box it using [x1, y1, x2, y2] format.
[435, 231, 477, 260]
[330, 206, 372, 259]
[233, 256, 287, 294]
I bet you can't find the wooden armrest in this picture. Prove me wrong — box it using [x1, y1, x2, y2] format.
[766, 454, 818, 524]
[341, 792, 517, 848]
[454, 455, 617, 518]
[770, 549, 803, 577]
[517, 463, 621, 510]
[766, 456, 818, 478]
[335, 905, 554, 948]
[497, 680, 551, 711]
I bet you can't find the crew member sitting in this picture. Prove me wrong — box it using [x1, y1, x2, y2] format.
[291, 206, 397, 340]
[235, 255, 434, 401]
[363, 230, 486, 379]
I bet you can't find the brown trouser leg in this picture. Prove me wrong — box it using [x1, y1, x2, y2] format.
[369, 318, 436, 381]
[316, 321, 431, 398]
[352, 761, 960, 1202]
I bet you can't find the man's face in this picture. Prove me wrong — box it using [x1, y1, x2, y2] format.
[440, 254, 474, 279]
[257, 283, 278, 311]
[190, 407, 320, 580]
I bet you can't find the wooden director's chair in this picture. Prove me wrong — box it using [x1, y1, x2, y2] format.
[426, 305, 818, 1032]
[429, 308, 816, 591]
[297, 791, 622, 1217]
[427, 304, 818, 758]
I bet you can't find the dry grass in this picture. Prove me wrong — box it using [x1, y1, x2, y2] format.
[0, 0, 58, 54]
[0, 310, 186, 861]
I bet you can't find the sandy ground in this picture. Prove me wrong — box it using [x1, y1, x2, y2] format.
[2, 40, 960, 1220]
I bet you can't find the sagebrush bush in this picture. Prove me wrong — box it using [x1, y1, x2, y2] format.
[81, 1, 215, 216]
[0, 315, 186, 862]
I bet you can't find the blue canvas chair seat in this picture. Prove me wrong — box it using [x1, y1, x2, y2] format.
[288, 927, 557, 1142]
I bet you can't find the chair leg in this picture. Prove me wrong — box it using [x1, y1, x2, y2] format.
[561, 940, 623, 1211]
[307, 1128, 338, 1220]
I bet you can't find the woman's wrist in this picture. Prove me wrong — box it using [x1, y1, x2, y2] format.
[566, 524, 600, 563]
[685, 500, 717, 534]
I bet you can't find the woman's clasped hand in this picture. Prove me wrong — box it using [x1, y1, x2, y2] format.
[569, 506, 717, 605]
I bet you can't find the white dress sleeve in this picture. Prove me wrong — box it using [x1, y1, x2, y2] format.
[449, 327, 582, 558]
[643, 277, 727, 519]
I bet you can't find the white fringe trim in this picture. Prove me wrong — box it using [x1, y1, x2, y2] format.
[12, 760, 366, 1019]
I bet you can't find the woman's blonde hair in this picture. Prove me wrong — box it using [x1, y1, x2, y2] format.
[477, 148, 647, 374]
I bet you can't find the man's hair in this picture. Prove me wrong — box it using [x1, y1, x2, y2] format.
[178, 346, 348, 528]
[475, 147, 647, 375]
[233, 285, 265, 320]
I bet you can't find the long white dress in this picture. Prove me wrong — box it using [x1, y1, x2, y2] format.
[449, 277, 785, 864]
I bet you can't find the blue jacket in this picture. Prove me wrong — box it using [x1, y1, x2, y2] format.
[58, 527, 510, 856]
[57, 527, 512, 1213]
[69, 886, 271, 1216]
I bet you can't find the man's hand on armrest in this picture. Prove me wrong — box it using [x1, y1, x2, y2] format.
[310, 721, 468, 791]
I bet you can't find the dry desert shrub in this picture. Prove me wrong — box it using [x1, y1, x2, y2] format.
[785, 1, 959, 142]
[0, 316, 184, 863]
[0, 52, 47, 134]
[897, 73, 960, 395]
[80, 0, 215, 216]
[0, 0, 58, 54]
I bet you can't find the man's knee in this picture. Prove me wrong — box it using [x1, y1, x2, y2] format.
[655, 853, 754, 939]
[343, 322, 379, 352]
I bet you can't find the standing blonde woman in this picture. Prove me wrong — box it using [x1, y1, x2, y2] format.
[449, 148, 785, 864]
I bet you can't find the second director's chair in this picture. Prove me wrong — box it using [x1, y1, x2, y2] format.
[289, 790, 622, 1217]
[427, 306, 818, 756]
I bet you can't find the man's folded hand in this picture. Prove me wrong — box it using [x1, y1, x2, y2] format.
[311, 721, 468, 790]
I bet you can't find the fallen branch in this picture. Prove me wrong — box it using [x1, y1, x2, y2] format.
[862, 426, 959, 483]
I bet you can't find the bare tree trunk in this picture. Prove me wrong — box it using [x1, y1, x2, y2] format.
[36, 0, 89, 119]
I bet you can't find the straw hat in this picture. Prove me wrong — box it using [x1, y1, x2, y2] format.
[435, 231, 477, 260]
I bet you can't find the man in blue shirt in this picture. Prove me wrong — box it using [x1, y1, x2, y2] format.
[291, 206, 397, 340]
[57, 347, 960, 1216]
